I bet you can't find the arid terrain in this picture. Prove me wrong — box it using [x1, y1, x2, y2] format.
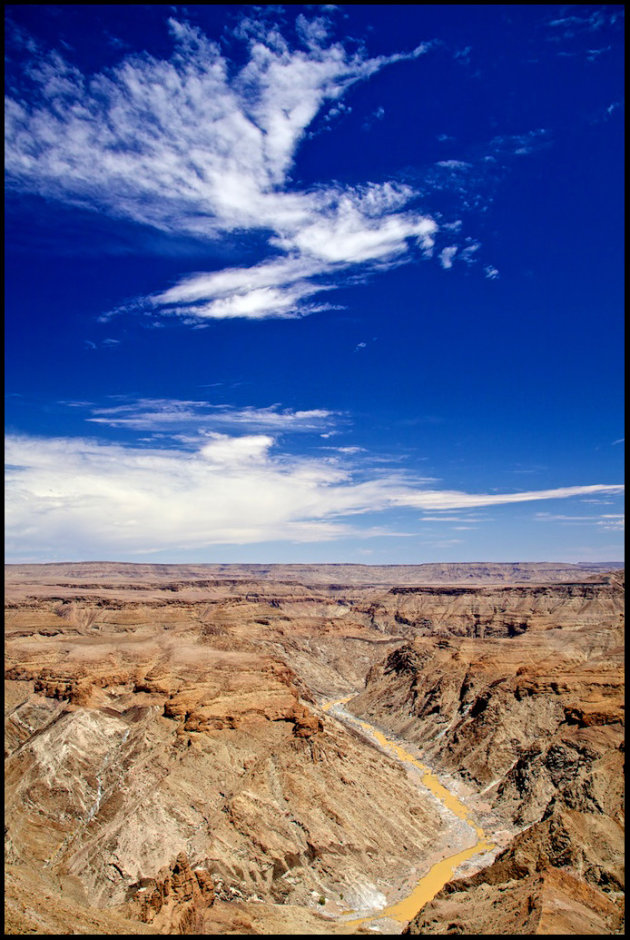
[4, 562, 624, 934]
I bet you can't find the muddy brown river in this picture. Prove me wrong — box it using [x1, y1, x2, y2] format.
[322, 696, 495, 930]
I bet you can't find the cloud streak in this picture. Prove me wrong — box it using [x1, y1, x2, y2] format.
[394, 485, 625, 511]
[5, 433, 624, 560]
[535, 511, 624, 531]
[85, 399, 341, 436]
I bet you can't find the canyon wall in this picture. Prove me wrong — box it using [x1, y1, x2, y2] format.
[346, 573, 624, 934]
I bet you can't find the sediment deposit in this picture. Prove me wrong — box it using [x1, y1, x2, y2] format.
[4, 563, 624, 934]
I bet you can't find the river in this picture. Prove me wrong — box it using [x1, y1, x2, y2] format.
[321, 695, 495, 931]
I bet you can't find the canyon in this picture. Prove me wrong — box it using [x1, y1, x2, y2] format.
[4, 562, 624, 934]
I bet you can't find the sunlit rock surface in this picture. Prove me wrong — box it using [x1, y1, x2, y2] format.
[4, 563, 623, 934]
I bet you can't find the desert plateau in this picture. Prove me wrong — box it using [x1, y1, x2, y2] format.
[3, 561, 624, 934]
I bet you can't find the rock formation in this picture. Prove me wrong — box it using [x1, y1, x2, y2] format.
[124, 851, 215, 932]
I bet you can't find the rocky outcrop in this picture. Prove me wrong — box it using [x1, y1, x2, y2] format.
[163, 686, 323, 737]
[7, 654, 323, 739]
[125, 852, 214, 933]
[405, 803, 625, 934]
[6, 664, 136, 707]
[405, 863, 624, 935]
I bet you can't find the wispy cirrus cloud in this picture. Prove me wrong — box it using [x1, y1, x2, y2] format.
[546, 7, 622, 36]
[84, 337, 120, 350]
[5, 432, 624, 560]
[597, 516, 624, 532]
[391, 484, 624, 511]
[535, 511, 624, 531]
[488, 129, 551, 157]
[545, 6, 623, 59]
[9, 16, 406, 235]
[143, 253, 329, 323]
[6, 15, 442, 323]
[84, 398, 341, 437]
[5, 11, 601, 325]
[414, 128, 551, 259]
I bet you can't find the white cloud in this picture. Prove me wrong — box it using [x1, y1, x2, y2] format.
[85, 399, 340, 435]
[4, 433, 393, 557]
[6, 14, 552, 323]
[6, 15, 439, 324]
[149, 256, 324, 321]
[535, 512, 624, 529]
[199, 433, 274, 466]
[295, 13, 332, 49]
[489, 129, 550, 158]
[142, 184, 438, 320]
[84, 337, 121, 349]
[5, 433, 624, 560]
[286, 205, 437, 264]
[436, 159, 471, 169]
[459, 240, 480, 264]
[392, 484, 625, 511]
[453, 46, 472, 62]
[165, 283, 319, 321]
[547, 10, 620, 35]
[439, 245, 458, 269]
[484, 265, 499, 279]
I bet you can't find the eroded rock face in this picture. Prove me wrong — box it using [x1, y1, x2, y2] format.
[373, 576, 624, 641]
[125, 852, 215, 932]
[404, 864, 624, 935]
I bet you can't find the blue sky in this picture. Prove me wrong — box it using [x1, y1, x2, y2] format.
[5, 4, 624, 564]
